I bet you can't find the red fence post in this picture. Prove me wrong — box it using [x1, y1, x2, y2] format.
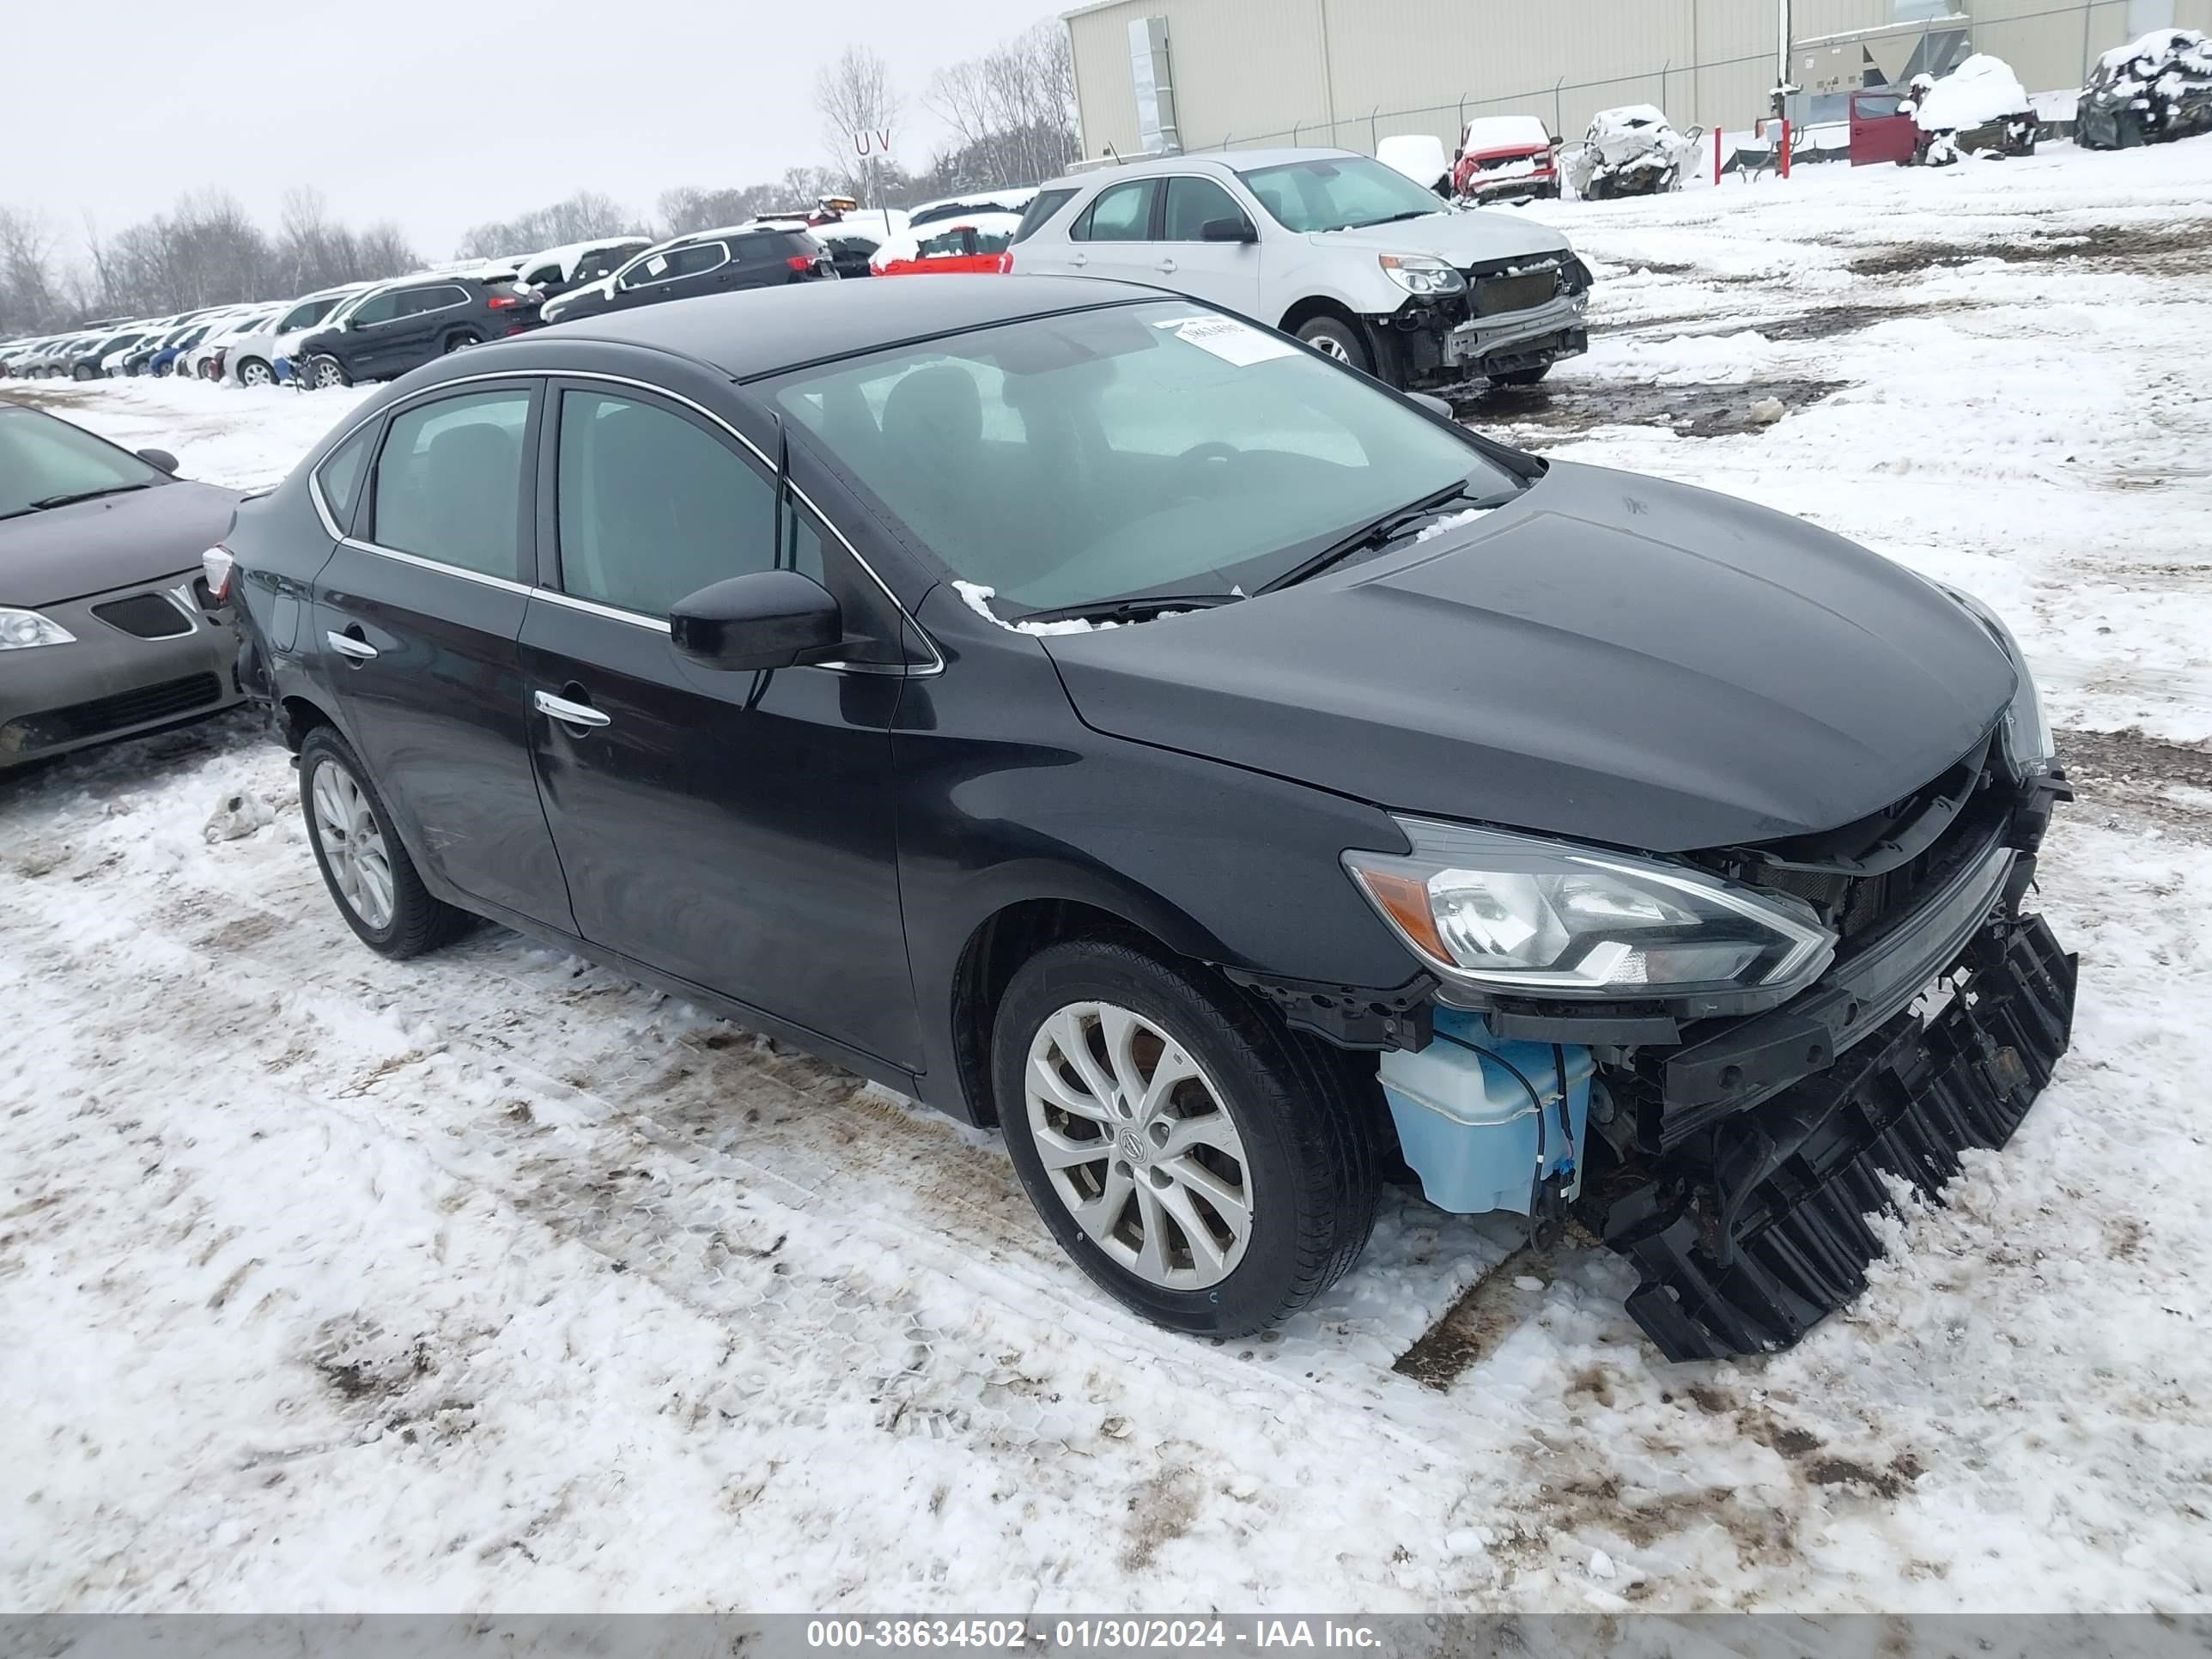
[1779, 118, 1792, 179]
[1714, 123, 1723, 185]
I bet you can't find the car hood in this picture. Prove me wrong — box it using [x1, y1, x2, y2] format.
[0, 480, 241, 607]
[1038, 462, 2018, 854]
[1311, 210, 1571, 264]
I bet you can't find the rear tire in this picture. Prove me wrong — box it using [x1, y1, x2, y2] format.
[443, 331, 481, 354]
[993, 939, 1382, 1338]
[1293, 314, 1375, 378]
[299, 726, 468, 959]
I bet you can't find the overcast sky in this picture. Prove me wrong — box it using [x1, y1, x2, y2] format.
[4, 0, 1063, 259]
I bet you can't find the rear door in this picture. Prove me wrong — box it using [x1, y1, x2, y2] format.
[516, 379, 921, 1066]
[1061, 177, 1160, 286]
[312, 380, 575, 930]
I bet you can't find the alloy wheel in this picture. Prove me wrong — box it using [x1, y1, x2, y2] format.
[1024, 1001, 1254, 1289]
[313, 359, 344, 390]
[240, 361, 272, 387]
[310, 758, 395, 932]
[1310, 334, 1352, 362]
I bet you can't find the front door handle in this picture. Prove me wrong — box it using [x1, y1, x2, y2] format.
[1156, 257, 1177, 274]
[325, 629, 378, 661]
[1068, 252, 1088, 267]
[534, 689, 611, 729]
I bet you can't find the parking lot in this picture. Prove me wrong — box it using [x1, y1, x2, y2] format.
[6, 137, 2210, 1613]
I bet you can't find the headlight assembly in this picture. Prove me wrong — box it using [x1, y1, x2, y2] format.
[1344, 817, 1835, 1000]
[0, 606, 75, 650]
[1377, 253, 1468, 296]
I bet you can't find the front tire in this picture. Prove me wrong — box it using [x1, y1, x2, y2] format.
[300, 726, 466, 958]
[1293, 314, 1375, 378]
[993, 939, 1382, 1337]
[307, 354, 349, 391]
[236, 357, 274, 388]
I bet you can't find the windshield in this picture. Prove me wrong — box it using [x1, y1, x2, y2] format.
[769, 299, 1518, 613]
[0, 406, 167, 519]
[1237, 155, 1453, 233]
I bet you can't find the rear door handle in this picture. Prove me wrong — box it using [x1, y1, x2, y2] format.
[1156, 258, 1177, 274]
[534, 689, 611, 729]
[325, 629, 377, 661]
[1068, 252, 1088, 267]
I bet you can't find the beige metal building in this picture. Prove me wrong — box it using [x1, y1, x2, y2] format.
[1066, 0, 2212, 160]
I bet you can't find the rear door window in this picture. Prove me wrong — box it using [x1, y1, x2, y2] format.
[367, 389, 534, 579]
[1073, 179, 1158, 241]
[623, 241, 727, 288]
[554, 389, 775, 617]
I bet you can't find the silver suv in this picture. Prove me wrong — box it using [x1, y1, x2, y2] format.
[1011, 147, 1590, 390]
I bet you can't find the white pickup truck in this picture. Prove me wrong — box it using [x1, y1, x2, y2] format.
[1009, 146, 1590, 389]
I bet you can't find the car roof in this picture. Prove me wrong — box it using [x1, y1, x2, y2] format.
[524, 274, 1161, 380]
[1042, 146, 1361, 189]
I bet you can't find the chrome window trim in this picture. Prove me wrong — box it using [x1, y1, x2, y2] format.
[618, 242, 730, 291]
[307, 368, 943, 675]
[338, 535, 534, 596]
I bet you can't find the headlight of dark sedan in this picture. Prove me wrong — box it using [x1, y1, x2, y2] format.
[1345, 818, 1835, 1000]
[0, 606, 76, 649]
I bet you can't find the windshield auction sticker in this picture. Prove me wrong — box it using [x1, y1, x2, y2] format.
[1153, 314, 1299, 366]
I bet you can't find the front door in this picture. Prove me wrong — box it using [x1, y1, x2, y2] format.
[1850, 91, 1917, 166]
[313, 381, 575, 930]
[517, 380, 921, 1067]
[1150, 175, 1265, 314]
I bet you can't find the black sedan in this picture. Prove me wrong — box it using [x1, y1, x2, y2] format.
[1, 404, 243, 769]
[222, 277, 2073, 1359]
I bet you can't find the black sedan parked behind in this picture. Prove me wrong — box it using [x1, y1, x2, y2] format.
[1, 404, 243, 769]
[295, 274, 543, 391]
[222, 278, 2074, 1361]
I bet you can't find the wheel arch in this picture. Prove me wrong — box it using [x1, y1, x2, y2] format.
[946, 879, 1237, 1128]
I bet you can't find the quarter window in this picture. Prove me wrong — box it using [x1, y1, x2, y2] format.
[1011, 187, 1079, 243]
[1163, 177, 1249, 241]
[555, 390, 774, 617]
[1073, 179, 1158, 242]
[316, 423, 378, 529]
[368, 390, 532, 579]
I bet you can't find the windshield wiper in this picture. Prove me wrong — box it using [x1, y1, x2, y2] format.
[1355, 209, 1441, 228]
[26, 483, 157, 511]
[1016, 592, 1243, 627]
[1258, 482, 1508, 594]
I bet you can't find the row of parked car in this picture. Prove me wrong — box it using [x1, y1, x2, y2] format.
[0, 191, 1043, 398]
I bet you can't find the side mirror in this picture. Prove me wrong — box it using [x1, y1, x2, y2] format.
[1200, 216, 1258, 244]
[1406, 392, 1455, 421]
[137, 447, 179, 474]
[671, 568, 842, 671]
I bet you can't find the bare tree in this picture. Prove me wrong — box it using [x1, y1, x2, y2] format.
[815, 45, 902, 203]
[0, 206, 65, 334]
[921, 21, 1079, 193]
[457, 191, 641, 258]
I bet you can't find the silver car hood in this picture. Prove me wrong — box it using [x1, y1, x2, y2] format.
[1310, 209, 1571, 264]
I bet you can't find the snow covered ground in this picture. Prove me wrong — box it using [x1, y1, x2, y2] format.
[5, 137, 2211, 1615]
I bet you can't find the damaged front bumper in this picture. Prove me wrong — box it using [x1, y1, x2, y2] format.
[1603, 908, 2075, 1360]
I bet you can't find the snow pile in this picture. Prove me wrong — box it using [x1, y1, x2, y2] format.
[1460, 114, 1552, 154]
[1907, 54, 2030, 132]
[2098, 25, 2212, 80]
[1376, 134, 1450, 189]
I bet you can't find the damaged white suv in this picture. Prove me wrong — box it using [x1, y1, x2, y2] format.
[1012, 147, 1590, 390]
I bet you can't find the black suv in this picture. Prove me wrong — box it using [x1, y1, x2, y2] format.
[296, 276, 543, 390]
[538, 225, 834, 326]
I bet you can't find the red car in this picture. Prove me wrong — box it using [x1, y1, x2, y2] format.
[1451, 114, 1560, 201]
[869, 213, 1023, 277]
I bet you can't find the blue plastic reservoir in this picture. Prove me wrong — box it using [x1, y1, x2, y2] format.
[1377, 1008, 1594, 1217]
